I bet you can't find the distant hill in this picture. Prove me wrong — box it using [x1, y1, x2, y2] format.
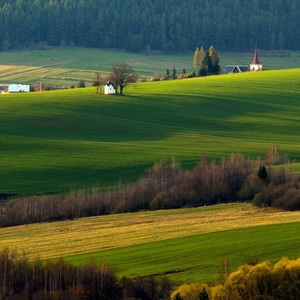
[0, 0, 299, 52]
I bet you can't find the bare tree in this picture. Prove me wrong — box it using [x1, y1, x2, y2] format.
[93, 72, 101, 94]
[108, 62, 138, 95]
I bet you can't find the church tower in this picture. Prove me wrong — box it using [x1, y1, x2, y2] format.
[250, 48, 263, 71]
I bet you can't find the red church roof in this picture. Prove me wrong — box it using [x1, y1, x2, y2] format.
[252, 48, 260, 64]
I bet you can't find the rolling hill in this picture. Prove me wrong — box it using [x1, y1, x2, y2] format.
[1, 203, 300, 284]
[0, 68, 299, 195]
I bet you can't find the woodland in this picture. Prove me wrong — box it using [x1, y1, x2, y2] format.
[1, 148, 299, 228]
[0, 0, 299, 53]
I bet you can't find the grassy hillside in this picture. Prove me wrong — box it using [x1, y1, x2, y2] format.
[1, 203, 300, 284]
[0, 48, 299, 86]
[0, 68, 299, 195]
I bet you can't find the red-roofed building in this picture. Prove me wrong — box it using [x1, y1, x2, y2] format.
[250, 48, 263, 71]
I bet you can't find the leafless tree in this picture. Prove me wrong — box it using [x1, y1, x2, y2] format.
[107, 62, 138, 95]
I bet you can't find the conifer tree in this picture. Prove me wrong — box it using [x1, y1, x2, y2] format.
[209, 45, 221, 74]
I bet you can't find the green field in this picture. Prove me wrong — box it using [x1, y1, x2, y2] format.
[0, 48, 300, 86]
[1, 203, 300, 284]
[0, 68, 299, 195]
[1, 50, 300, 287]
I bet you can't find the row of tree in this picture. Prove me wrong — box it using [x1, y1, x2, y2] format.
[193, 46, 220, 76]
[1, 247, 300, 299]
[1, 148, 298, 228]
[0, 0, 299, 52]
[0, 248, 171, 299]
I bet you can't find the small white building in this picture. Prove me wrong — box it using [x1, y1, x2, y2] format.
[8, 84, 30, 93]
[104, 81, 116, 95]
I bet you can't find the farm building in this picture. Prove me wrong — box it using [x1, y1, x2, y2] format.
[225, 65, 248, 73]
[8, 84, 30, 93]
[104, 81, 116, 95]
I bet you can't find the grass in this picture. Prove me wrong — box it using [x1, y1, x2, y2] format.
[0, 68, 299, 195]
[0, 48, 299, 86]
[1, 203, 300, 284]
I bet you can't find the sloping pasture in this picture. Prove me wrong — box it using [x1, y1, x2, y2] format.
[1, 203, 300, 284]
[0, 69, 299, 195]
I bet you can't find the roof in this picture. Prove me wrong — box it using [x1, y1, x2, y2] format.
[105, 81, 115, 88]
[225, 65, 248, 73]
[252, 48, 260, 64]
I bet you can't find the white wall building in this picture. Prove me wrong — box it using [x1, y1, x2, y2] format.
[104, 81, 116, 95]
[8, 84, 30, 93]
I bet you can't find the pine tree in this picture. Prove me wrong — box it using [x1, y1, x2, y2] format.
[172, 67, 177, 79]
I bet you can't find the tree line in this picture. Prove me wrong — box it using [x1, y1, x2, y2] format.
[1, 147, 299, 228]
[0, 0, 299, 53]
[1, 247, 300, 299]
[0, 248, 171, 299]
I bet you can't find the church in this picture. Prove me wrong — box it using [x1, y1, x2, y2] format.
[250, 48, 263, 71]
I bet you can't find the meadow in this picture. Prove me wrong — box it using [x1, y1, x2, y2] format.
[1, 203, 300, 284]
[0, 68, 299, 195]
[0, 48, 299, 86]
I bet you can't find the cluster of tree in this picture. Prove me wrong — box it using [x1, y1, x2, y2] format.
[1, 148, 299, 228]
[0, 0, 299, 53]
[193, 46, 221, 76]
[171, 257, 300, 299]
[0, 248, 171, 299]
[2, 247, 300, 299]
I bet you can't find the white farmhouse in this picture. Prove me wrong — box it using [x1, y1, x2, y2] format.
[8, 84, 30, 93]
[104, 81, 116, 95]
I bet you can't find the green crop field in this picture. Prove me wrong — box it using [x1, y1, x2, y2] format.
[0, 68, 299, 195]
[1, 203, 300, 284]
[0, 48, 299, 87]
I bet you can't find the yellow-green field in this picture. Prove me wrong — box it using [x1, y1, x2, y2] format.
[1, 203, 300, 283]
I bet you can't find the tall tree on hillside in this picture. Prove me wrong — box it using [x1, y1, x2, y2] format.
[93, 72, 101, 94]
[209, 45, 221, 74]
[108, 62, 138, 95]
[193, 47, 200, 69]
[199, 46, 206, 66]
[193, 46, 207, 75]
[198, 51, 212, 76]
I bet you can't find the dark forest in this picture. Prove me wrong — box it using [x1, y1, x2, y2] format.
[0, 0, 299, 52]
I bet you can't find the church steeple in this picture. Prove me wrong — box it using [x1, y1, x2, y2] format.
[250, 46, 263, 71]
[252, 48, 260, 65]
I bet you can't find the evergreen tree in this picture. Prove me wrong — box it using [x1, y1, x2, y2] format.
[165, 68, 171, 79]
[172, 67, 177, 79]
[258, 165, 269, 185]
[209, 45, 221, 74]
